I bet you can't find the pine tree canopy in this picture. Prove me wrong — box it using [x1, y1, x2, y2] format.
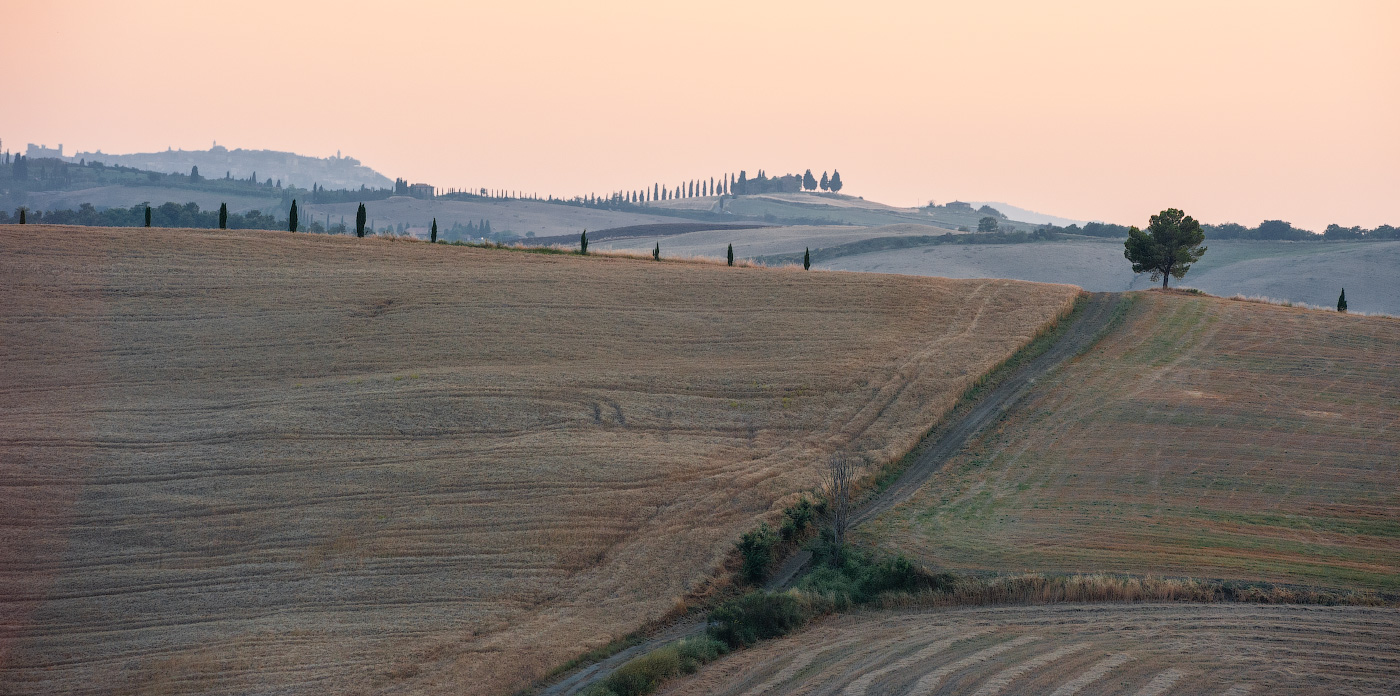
[1123, 208, 1207, 289]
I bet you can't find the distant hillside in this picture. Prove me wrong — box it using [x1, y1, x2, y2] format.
[967, 200, 1087, 226]
[70, 144, 392, 190]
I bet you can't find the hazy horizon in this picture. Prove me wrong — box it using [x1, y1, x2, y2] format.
[5, 0, 1397, 230]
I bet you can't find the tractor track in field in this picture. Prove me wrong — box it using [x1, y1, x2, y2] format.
[538, 292, 1125, 696]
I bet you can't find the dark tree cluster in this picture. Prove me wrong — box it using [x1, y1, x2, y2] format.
[445, 219, 494, 240]
[3, 202, 284, 230]
[1323, 223, 1400, 240]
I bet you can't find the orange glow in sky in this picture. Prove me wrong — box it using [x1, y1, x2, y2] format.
[4, 0, 1397, 228]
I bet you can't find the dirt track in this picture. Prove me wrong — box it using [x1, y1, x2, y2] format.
[543, 293, 1121, 695]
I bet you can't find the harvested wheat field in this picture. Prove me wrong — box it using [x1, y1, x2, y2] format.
[0, 225, 1078, 695]
[864, 291, 1400, 591]
[661, 604, 1400, 695]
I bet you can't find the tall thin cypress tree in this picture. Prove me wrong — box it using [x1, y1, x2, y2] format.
[653, 242, 660, 261]
[804, 248, 811, 270]
[288, 200, 299, 232]
[218, 202, 228, 229]
[727, 243, 734, 267]
[431, 218, 438, 243]
[18, 207, 25, 224]
[1338, 288, 1348, 312]
[144, 206, 151, 227]
[356, 203, 367, 238]
[580, 230, 589, 254]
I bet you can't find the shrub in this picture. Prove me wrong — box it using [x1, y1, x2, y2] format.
[582, 637, 728, 696]
[674, 636, 728, 674]
[779, 497, 815, 541]
[736, 523, 776, 584]
[707, 591, 818, 649]
[799, 541, 953, 605]
[603, 648, 678, 696]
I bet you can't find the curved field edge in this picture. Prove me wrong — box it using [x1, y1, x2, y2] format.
[0, 225, 1078, 696]
[533, 294, 1096, 691]
[533, 293, 1123, 696]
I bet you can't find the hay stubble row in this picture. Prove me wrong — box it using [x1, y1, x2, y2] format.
[660, 604, 1400, 695]
[0, 225, 1077, 695]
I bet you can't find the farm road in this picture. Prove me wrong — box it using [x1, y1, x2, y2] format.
[540, 292, 1124, 696]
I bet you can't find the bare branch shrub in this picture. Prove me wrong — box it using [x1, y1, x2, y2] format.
[825, 453, 857, 546]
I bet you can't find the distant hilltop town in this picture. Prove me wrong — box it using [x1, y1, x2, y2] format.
[23, 141, 393, 191]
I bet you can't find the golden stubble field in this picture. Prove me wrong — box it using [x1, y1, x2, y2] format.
[865, 291, 1400, 591]
[661, 604, 1400, 695]
[0, 225, 1077, 695]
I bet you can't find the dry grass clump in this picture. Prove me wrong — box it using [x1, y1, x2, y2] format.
[876, 573, 1390, 609]
[869, 290, 1400, 592]
[0, 225, 1077, 696]
[1224, 292, 1398, 317]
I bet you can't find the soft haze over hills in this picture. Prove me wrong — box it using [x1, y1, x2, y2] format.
[3, 2, 1396, 230]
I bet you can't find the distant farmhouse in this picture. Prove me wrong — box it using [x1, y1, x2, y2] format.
[39, 142, 394, 191]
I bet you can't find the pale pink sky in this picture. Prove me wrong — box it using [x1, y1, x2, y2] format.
[5, 1, 1397, 229]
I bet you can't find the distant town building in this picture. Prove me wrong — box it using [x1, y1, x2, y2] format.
[69, 144, 393, 190]
[407, 183, 435, 199]
[26, 143, 64, 159]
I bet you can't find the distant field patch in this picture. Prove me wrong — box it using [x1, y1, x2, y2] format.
[865, 291, 1400, 591]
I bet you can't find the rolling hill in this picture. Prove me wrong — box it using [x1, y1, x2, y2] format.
[819, 238, 1400, 315]
[0, 224, 1078, 695]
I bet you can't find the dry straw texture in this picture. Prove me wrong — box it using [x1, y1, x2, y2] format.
[0, 225, 1076, 695]
[660, 604, 1400, 695]
[867, 291, 1400, 591]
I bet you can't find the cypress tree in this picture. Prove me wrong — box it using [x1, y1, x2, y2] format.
[829, 170, 844, 192]
[144, 206, 151, 227]
[819, 171, 829, 191]
[431, 218, 438, 243]
[653, 242, 660, 261]
[18, 207, 25, 224]
[1338, 288, 1348, 312]
[356, 203, 367, 237]
[727, 243, 734, 267]
[804, 248, 811, 270]
[580, 229, 589, 255]
[218, 202, 228, 229]
[288, 200, 299, 232]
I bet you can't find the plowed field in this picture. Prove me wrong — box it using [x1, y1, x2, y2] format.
[661, 604, 1400, 695]
[0, 225, 1077, 695]
[864, 291, 1400, 590]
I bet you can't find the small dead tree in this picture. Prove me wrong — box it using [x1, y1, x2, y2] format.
[825, 452, 857, 547]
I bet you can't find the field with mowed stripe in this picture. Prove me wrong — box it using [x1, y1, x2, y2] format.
[863, 291, 1400, 591]
[0, 225, 1077, 695]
